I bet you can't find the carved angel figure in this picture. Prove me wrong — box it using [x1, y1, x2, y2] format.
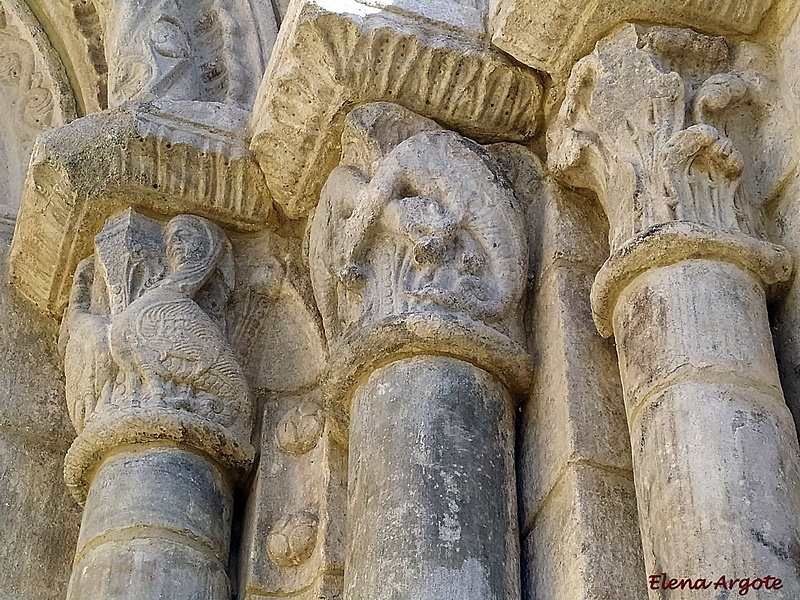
[61, 211, 249, 436]
[310, 117, 527, 343]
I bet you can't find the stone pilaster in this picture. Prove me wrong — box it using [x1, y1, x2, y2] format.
[549, 24, 800, 598]
[309, 102, 533, 600]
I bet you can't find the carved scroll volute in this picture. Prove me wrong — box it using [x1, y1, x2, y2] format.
[60, 209, 252, 501]
[310, 103, 528, 347]
[548, 25, 757, 253]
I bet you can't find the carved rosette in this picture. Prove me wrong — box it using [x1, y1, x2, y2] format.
[309, 103, 533, 413]
[60, 209, 254, 503]
[547, 25, 793, 335]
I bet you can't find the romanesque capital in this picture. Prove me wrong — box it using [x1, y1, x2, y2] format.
[60, 209, 254, 503]
[547, 24, 793, 335]
[309, 102, 533, 407]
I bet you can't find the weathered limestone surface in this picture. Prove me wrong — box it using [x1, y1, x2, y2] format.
[5, 2, 800, 600]
[0, 226, 81, 600]
[250, 0, 543, 217]
[549, 22, 800, 598]
[500, 144, 646, 600]
[240, 390, 346, 600]
[309, 102, 531, 600]
[489, 0, 775, 76]
[347, 356, 518, 600]
[769, 3, 800, 440]
[0, 4, 82, 599]
[9, 103, 272, 316]
[0, 1, 77, 220]
[60, 210, 254, 600]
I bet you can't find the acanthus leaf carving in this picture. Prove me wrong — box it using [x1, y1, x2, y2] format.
[548, 24, 765, 253]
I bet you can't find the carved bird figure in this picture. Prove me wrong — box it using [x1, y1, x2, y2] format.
[108, 215, 248, 430]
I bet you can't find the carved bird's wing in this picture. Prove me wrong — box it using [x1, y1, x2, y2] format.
[63, 312, 112, 432]
[133, 297, 227, 385]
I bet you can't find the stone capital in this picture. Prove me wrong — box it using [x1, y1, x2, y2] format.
[60, 209, 254, 503]
[547, 24, 794, 334]
[309, 103, 533, 414]
[9, 102, 271, 317]
[250, 0, 542, 218]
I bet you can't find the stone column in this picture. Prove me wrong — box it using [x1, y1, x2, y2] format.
[7, 3, 276, 599]
[309, 103, 533, 600]
[549, 25, 800, 597]
[59, 210, 254, 600]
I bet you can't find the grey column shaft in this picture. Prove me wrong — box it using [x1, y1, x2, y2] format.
[67, 446, 233, 600]
[614, 259, 800, 597]
[344, 355, 520, 600]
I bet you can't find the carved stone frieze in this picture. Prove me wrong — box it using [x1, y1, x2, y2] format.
[227, 230, 327, 394]
[250, 0, 542, 218]
[309, 103, 532, 407]
[9, 0, 281, 316]
[106, 0, 278, 111]
[547, 24, 793, 335]
[490, 0, 774, 76]
[266, 510, 320, 568]
[60, 209, 254, 502]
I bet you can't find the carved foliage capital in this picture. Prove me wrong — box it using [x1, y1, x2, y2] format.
[548, 25, 763, 253]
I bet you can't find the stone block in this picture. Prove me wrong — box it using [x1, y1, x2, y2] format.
[250, 0, 542, 217]
[9, 103, 271, 316]
[519, 264, 632, 526]
[771, 172, 800, 437]
[0, 232, 81, 600]
[240, 390, 347, 600]
[489, 0, 774, 76]
[0, 431, 81, 600]
[522, 463, 646, 600]
[518, 175, 629, 526]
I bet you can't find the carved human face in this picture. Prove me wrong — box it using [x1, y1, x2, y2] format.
[165, 217, 208, 271]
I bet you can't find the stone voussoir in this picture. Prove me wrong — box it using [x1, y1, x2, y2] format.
[250, 0, 543, 218]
